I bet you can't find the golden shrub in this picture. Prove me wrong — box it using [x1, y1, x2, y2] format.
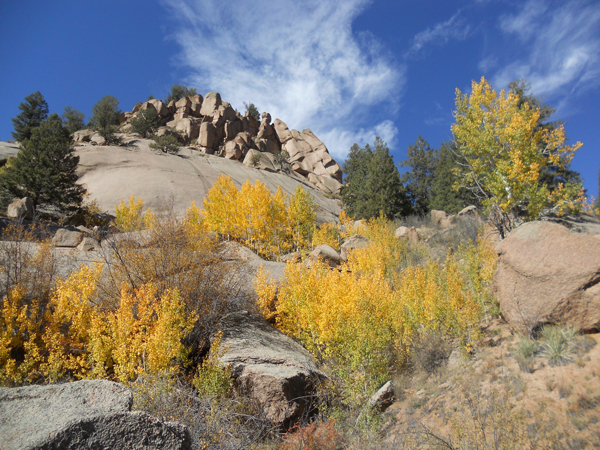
[114, 195, 155, 232]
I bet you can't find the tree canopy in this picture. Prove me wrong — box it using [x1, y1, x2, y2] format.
[165, 85, 197, 104]
[11, 91, 49, 142]
[342, 137, 409, 220]
[62, 106, 86, 136]
[399, 136, 438, 217]
[452, 76, 583, 237]
[1, 113, 85, 213]
[88, 95, 121, 131]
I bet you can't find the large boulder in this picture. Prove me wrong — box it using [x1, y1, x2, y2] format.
[493, 220, 600, 333]
[431, 210, 447, 226]
[0, 379, 191, 450]
[52, 229, 84, 248]
[218, 311, 326, 429]
[199, 92, 222, 117]
[7, 197, 34, 220]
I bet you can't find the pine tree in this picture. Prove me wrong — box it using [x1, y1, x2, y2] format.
[131, 107, 159, 138]
[399, 136, 438, 217]
[62, 106, 85, 136]
[1, 114, 85, 213]
[429, 140, 477, 214]
[342, 137, 409, 220]
[89, 95, 122, 145]
[165, 85, 197, 104]
[11, 91, 49, 142]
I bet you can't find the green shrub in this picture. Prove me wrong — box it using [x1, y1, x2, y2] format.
[131, 108, 159, 138]
[150, 135, 182, 154]
[539, 325, 580, 366]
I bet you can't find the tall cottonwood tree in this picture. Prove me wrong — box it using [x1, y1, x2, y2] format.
[399, 136, 438, 217]
[1, 114, 85, 213]
[11, 91, 49, 142]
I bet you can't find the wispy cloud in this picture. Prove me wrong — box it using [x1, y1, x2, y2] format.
[493, 0, 600, 101]
[162, 0, 404, 160]
[405, 12, 471, 58]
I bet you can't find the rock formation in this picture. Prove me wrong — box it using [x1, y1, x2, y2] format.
[493, 219, 600, 333]
[117, 92, 343, 195]
[0, 379, 191, 450]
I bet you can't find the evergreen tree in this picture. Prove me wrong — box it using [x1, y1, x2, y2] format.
[62, 106, 85, 136]
[342, 137, 409, 219]
[11, 91, 49, 142]
[165, 85, 197, 104]
[399, 136, 438, 216]
[1, 113, 85, 213]
[429, 140, 477, 214]
[131, 107, 159, 137]
[88, 95, 121, 131]
[243, 102, 260, 121]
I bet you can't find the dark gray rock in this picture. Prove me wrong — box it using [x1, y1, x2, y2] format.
[0, 379, 191, 450]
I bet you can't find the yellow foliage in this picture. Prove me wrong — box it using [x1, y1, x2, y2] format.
[203, 175, 317, 259]
[312, 222, 339, 251]
[338, 210, 355, 240]
[254, 265, 278, 322]
[452, 76, 583, 234]
[193, 331, 232, 398]
[114, 195, 155, 232]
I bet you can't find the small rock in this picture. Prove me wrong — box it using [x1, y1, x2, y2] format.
[7, 197, 34, 220]
[306, 244, 343, 268]
[368, 381, 394, 412]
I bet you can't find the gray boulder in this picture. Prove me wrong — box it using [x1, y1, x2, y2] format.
[218, 311, 326, 429]
[52, 229, 84, 248]
[307, 244, 343, 268]
[0, 379, 191, 450]
[340, 234, 370, 261]
[7, 197, 34, 220]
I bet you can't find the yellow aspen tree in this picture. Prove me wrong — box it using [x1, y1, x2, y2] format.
[114, 195, 155, 232]
[287, 186, 317, 252]
[203, 174, 238, 240]
[269, 186, 290, 257]
[452, 77, 583, 237]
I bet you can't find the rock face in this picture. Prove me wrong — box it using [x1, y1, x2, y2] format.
[0, 379, 191, 450]
[117, 93, 343, 195]
[493, 220, 600, 333]
[75, 143, 341, 224]
[7, 197, 34, 220]
[218, 311, 325, 429]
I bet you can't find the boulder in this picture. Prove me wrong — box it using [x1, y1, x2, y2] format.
[198, 122, 217, 149]
[72, 129, 95, 142]
[306, 244, 343, 268]
[90, 133, 107, 146]
[148, 99, 170, 117]
[340, 234, 370, 261]
[431, 210, 447, 226]
[0, 379, 191, 450]
[493, 220, 600, 333]
[367, 381, 394, 412]
[52, 229, 84, 248]
[395, 226, 420, 244]
[243, 149, 277, 172]
[440, 215, 456, 228]
[218, 311, 325, 429]
[77, 236, 99, 252]
[457, 205, 479, 219]
[7, 197, 34, 220]
[273, 118, 293, 144]
[199, 92, 222, 117]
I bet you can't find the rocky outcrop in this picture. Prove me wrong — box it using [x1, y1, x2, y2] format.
[493, 220, 600, 333]
[0, 379, 191, 450]
[7, 197, 34, 220]
[218, 311, 326, 429]
[117, 93, 343, 195]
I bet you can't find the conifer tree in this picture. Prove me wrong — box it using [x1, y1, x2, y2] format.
[62, 106, 85, 136]
[399, 136, 438, 217]
[1, 114, 85, 213]
[429, 140, 477, 214]
[164, 85, 197, 104]
[11, 91, 49, 142]
[342, 137, 409, 220]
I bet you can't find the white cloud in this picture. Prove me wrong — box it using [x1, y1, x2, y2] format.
[406, 11, 471, 57]
[162, 0, 404, 160]
[493, 0, 600, 101]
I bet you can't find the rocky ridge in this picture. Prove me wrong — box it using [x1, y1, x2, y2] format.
[74, 92, 343, 196]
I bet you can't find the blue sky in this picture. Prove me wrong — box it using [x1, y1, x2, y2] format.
[1, 0, 599, 197]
